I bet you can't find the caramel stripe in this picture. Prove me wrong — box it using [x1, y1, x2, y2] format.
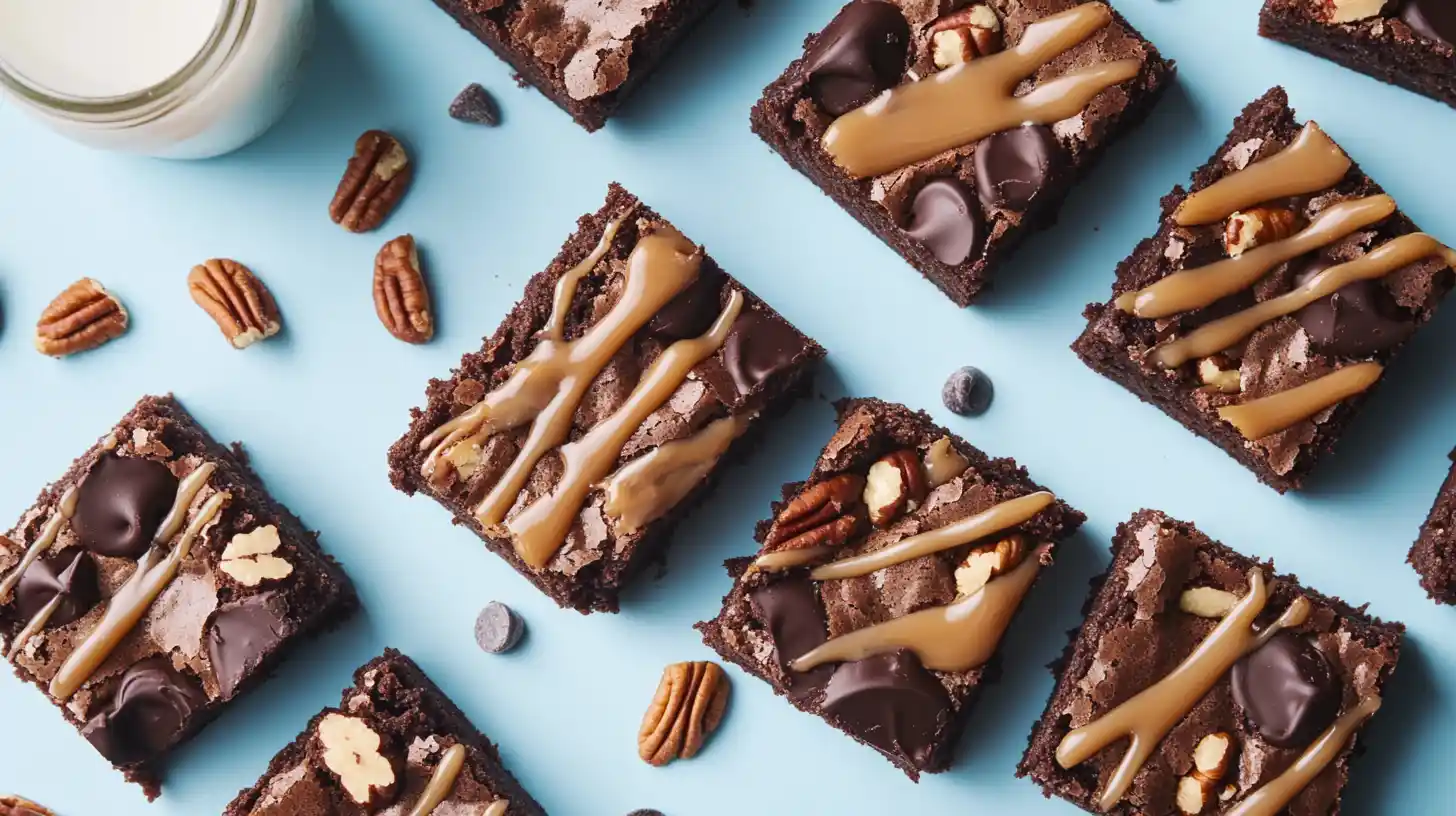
[1151, 233, 1456, 368]
[485, 801, 509, 816]
[791, 544, 1048, 674]
[507, 291, 744, 568]
[1174, 122, 1353, 226]
[1055, 569, 1310, 811]
[750, 546, 837, 574]
[1114, 195, 1396, 319]
[822, 3, 1140, 178]
[1226, 695, 1381, 816]
[543, 213, 629, 340]
[406, 743, 467, 816]
[1218, 362, 1383, 441]
[0, 486, 78, 603]
[809, 491, 1054, 581]
[602, 414, 749, 535]
[6, 593, 62, 660]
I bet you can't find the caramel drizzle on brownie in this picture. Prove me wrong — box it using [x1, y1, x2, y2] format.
[406, 743, 470, 816]
[822, 3, 1141, 178]
[1226, 694, 1381, 816]
[1055, 569, 1311, 811]
[749, 545, 837, 574]
[0, 486, 78, 604]
[601, 414, 750, 535]
[1218, 362, 1384, 441]
[1173, 122, 1352, 226]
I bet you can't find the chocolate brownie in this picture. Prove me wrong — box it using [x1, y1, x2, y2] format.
[0, 396, 357, 799]
[224, 649, 544, 816]
[1260, 0, 1456, 110]
[1409, 448, 1456, 604]
[1020, 509, 1402, 815]
[698, 398, 1084, 779]
[1073, 87, 1456, 492]
[427, 0, 720, 131]
[750, 0, 1174, 306]
[388, 184, 824, 614]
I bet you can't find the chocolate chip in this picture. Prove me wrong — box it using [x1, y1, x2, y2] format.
[207, 592, 292, 700]
[822, 650, 950, 768]
[804, 0, 910, 115]
[626, 811, 666, 816]
[15, 549, 100, 627]
[1293, 257, 1413, 357]
[906, 178, 985, 266]
[649, 266, 726, 340]
[973, 125, 1060, 211]
[749, 578, 831, 699]
[724, 309, 803, 395]
[73, 454, 180, 559]
[1402, 0, 1456, 48]
[449, 83, 501, 126]
[1232, 631, 1340, 748]
[82, 658, 207, 765]
[475, 601, 525, 654]
[941, 366, 993, 416]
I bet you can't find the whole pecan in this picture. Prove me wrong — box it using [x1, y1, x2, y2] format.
[374, 235, 434, 344]
[0, 795, 55, 816]
[638, 661, 730, 766]
[34, 278, 128, 357]
[765, 473, 867, 552]
[330, 130, 413, 233]
[187, 259, 282, 349]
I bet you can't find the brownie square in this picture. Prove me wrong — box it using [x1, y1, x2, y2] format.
[1260, 0, 1456, 110]
[1020, 511, 1401, 814]
[389, 183, 824, 614]
[427, 0, 720, 131]
[1073, 87, 1456, 492]
[751, 0, 1173, 306]
[0, 396, 357, 799]
[1409, 448, 1456, 603]
[224, 649, 544, 815]
[697, 398, 1084, 779]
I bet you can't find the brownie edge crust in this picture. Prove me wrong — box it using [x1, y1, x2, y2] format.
[1409, 452, 1456, 604]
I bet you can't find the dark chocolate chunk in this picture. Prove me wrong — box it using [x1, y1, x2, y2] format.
[82, 658, 207, 765]
[906, 178, 985, 266]
[649, 266, 726, 340]
[803, 0, 910, 116]
[1294, 258, 1413, 357]
[474, 601, 525, 654]
[1402, 0, 1456, 48]
[724, 309, 802, 395]
[822, 650, 950, 767]
[207, 593, 292, 700]
[941, 366, 993, 416]
[1232, 631, 1340, 748]
[973, 125, 1060, 211]
[73, 454, 179, 559]
[749, 578, 831, 698]
[449, 83, 501, 126]
[14, 549, 100, 627]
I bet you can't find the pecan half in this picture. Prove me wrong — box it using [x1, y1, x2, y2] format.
[0, 795, 55, 816]
[638, 661, 730, 766]
[330, 130, 412, 233]
[765, 473, 867, 552]
[34, 278, 128, 357]
[187, 259, 281, 349]
[373, 235, 434, 344]
[864, 449, 930, 527]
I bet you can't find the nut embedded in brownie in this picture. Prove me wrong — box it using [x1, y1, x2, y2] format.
[750, 0, 1174, 306]
[1073, 86, 1456, 492]
[0, 396, 357, 799]
[1019, 509, 1401, 815]
[698, 398, 1084, 779]
[223, 649, 545, 816]
[1409, 448, 1456, 604]
[388, 184, 824, 614]
[1260, 0, 1456, 110]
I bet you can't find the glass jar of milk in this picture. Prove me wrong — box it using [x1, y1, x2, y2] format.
[0, 0, 314, 159]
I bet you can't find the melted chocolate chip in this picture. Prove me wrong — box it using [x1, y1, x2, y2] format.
[1293, 257, 1413, 357]
[749, 578, 831, 698]
[649, 266, 726, 339]
[723, 309, 803, 395]
[1402, 0, 1456, 48]
[906, 178, 985, 266]
[973, 125, 1061, 211]
[73, 454, 179, 559]
[1232, 631, 1341, 748]
[822, 650, 950, 768]
[804, 0, 910, 116]
[82, 658, 207, 765]
[14, 549, 100, 627]
[207, 593, 292, 699]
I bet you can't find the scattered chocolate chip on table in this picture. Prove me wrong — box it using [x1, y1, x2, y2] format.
[941, 366, 994, 416]
[449, 82, 501, 126]
[387, 183, 825, 614]
[698, 398, 1084, 779]
[475, 601, 525, 654]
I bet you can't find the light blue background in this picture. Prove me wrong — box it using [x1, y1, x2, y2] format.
[1, 0, 1452, 813]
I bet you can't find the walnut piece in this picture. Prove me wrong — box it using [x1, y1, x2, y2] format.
[315, 712, 399, 808]
[638, 661, 730, 766]
[374, 235, 435, 344]
[924, 436, 971, 488]
[1319, 0, 1389, 23]
[954, 534, 1026, 597]
[764, 474, 866, 553]
[864, 450, 929, 527]
[188, 259, 282, 349]
[1179, 586, 1238, 618]
[1178, 732, 1234, 813]
[929, 5, 1003, 69]
[219, 525, 294, 586]
[330, 130, 412, 233]
[1224, 206, 1297, 257]
[34, 278, 128, 358]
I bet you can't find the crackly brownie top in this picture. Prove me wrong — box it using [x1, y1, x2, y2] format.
[1081, 86, 1455, 477]
[0, 396, 346, 770]
[777, 0, 1165, 268]
[1268, 0, 1456, 52]
[712, 399, 1082, 770]
[1026, 510, 1400, 815]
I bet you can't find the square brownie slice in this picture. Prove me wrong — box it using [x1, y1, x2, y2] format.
[1073, 87, 1456, 492]
[751, 0, 1173, 306]
[428, 0, 720, 131]
[388, 184, 824, 614]
[697, 398, 1084, 779]
[1408, 448, 1456, 604]
[0, 395, 357, 799]
[1260, 0, 1456, 110]
[224, 649, 544, 815]
[1020, 510, 1401, 815]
